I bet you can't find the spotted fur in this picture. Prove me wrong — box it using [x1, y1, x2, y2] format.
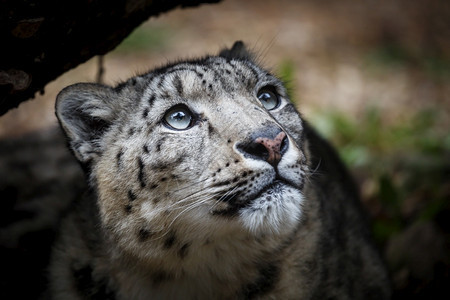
[50, 41, 391, 299]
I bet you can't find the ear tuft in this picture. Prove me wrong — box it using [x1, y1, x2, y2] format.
[55, 83, 118, 164]
[219, 41, 253, 61]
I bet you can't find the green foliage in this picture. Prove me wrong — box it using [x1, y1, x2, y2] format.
[278, 60, 296, 103]
[310, 107, 450, 244]
[372, 175, 404, 242]
[366, 44, 414, 67]
[312, 107, 449, 163]
[365, 44, 450, 79]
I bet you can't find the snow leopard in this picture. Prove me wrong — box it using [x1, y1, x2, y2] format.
[50, 41, 391, 299]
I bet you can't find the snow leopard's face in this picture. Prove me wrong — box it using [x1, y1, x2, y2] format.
[56, 42, 308, 261]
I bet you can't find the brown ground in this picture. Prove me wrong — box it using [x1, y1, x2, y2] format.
[0, 0, 449, 298]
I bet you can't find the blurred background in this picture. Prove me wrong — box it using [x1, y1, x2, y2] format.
[0, 0, 449, 298]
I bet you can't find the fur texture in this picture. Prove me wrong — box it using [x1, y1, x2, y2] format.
[51, 42, 391, 299]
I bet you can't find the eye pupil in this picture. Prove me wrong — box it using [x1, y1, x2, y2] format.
[260, 93, 269, 100]
[164, 106, 193, 130]
[172, 111, 186, 121]
[257, 88, 280, 110]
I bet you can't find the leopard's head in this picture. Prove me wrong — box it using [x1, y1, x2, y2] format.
[56, 42, 308, 263]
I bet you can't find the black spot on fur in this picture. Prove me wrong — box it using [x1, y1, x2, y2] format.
[178, 243, 190, 259]
[127, 190, 137, 201]
[162, 91, 170, 99]
[207, 123, 217, 137]
[155, 142, 162, 152]
[155, 137, 166, 152]
[242, 262, 279, 298]
[116, 150, 123, 168]
[71, 265, 115, 299]
[157, 76, 165, 88]
[174, 75, 184, 96]
[142, 108, 149, 119]
[196, 71, 204, 79]
[138, 228, 152, 241]
[244, 77, 252, 88]
[137, 157, 146, 188]
[124, 204, 132, 213]
[143, 145, 149, 153]
[128, 127, 135, 136]
[163, 232, 176, 249]
[149, 94, 156, 104]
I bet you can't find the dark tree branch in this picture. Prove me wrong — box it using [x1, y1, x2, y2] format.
[0, 0, 221, 116]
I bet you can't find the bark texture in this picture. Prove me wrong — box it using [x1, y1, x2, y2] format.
[0, 0, 221, 115]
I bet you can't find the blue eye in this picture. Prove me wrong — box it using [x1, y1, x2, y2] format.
[164, 105, 193, 130]
[257, 88, 280, 110]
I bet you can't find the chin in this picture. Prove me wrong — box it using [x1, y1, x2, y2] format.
[238, 183, 303, 236]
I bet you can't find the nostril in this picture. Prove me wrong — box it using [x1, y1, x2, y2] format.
[280, 134, 289, 155]
[239, 142, 269, 161]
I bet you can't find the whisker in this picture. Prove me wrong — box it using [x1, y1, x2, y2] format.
[143, 173, 242, 241]
[168, 178, 240, 211]
[149, 194, 220, 241]
[206, 185, 240, 216]
[148, 183, 241, 240]
[217, 185, 239, 202]
[170, 177, 210, 194]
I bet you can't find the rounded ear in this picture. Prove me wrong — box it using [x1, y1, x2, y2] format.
[55, 83, 118, 164]
[219, 41, 253, 61]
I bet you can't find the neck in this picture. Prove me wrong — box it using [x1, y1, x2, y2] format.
[109, 230, 291, 299]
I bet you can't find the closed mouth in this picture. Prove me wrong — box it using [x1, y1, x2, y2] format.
[253, 179, 285, 199]
[212, 179, 289, 216]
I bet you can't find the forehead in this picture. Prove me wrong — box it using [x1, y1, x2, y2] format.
[140, 57, 279, 101]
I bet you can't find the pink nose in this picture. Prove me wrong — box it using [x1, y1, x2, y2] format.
[254, 131, 287, 166]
